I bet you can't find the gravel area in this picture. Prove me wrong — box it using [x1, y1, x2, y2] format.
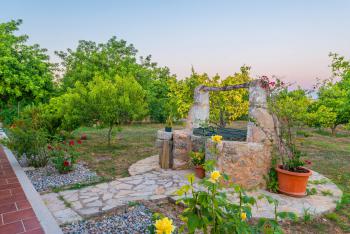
[25, 163, 99, 192]
[62, 205, 153, 234]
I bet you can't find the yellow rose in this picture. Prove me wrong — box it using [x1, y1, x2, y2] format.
[211, 135, 223, 143]
[241, 212, 247, 221]
[155, 217, 175, 234]
[209, 170, 221, 183]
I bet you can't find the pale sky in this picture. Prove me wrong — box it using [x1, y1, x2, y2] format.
[1, 0, 350, 88]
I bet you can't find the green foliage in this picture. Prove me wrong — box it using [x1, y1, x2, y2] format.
[56, 37, 174, 122]
[310, 53, 350, 135]
[264, 151, 279, 193]
[49, 140, 80, 174]
[168, 66, 250, 126]
[0, 20, 55, 123]
[306, 187, 317, 195]
[189, 150, 205, 166]
[4, 122, 49, 167]
[165, 116, 173, 128]
[88, 76, 147, 145]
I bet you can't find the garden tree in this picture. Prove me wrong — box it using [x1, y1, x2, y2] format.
[269, 88, 311, 146]
[40, 82, 90, 134]
[88, 76, 147, 145]
[312, 53, 350, 135]
[208, 66, 250, 127]
[0, 20, 55, 124]
[168, 67, 210, 119]
[168, 66, 250, 127]
[56, 37, 174, 122]
[316, 83, 350, 135]
[306, 104, 337, 130]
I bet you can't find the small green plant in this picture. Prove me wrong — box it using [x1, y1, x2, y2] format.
[165, 116, 173, 128]
[58, 195, 72, 208]
[306, 187, 318, 195]
[321, 190, 333, 196]
[189, 150, 205, 166]
[302, 208, 313, 223]
[128, 201, 140, 207]
[264, 151, 279, 193]
[309, 178, 329, 185]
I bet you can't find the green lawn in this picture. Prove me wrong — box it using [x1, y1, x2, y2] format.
[72, 123, 350, 233]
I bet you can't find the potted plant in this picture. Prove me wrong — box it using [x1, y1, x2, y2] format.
[189, 150, 205, 178]
[262, 77, 312, 197]
[165, 116, 173, 132]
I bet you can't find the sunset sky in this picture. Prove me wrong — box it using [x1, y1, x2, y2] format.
[1, 0, 350, 88]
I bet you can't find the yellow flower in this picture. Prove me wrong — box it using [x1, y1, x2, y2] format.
[241, 212, 247, 221]
[155, 217, 175, 234]
[211, 135, 222, 143]
[209, 170, 221, 183]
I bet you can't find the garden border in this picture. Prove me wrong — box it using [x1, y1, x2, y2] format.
[1, 138, 62, 234]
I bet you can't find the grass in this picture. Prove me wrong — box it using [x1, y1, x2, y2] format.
[72, 123, 184, 180]
[283, 126, 350, 233]
[71, 122, 350, 233]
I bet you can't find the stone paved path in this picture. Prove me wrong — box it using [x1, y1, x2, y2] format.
[42, 156, 343, 225]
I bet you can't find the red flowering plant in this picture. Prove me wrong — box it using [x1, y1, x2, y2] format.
[48, 139, 82, 174]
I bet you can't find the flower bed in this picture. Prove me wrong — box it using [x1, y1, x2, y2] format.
[24, 163, 99, 192]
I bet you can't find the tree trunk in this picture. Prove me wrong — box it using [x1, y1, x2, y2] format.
[219, 108, 226, 128]
[331, 125, 337, 136]
[107, 125, 113, 146]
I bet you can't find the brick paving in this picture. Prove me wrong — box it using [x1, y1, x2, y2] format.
[0, 147, 44, 234]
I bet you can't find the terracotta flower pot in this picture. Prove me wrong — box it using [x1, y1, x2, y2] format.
[194, 165, 205, 179]
[276, 165, 312, 197]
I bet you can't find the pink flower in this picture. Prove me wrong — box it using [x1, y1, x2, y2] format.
[77, 140, 82, 145]
[47, 145, 53, 150]
[69, 140, 75, 146]
[81, 134, 87, 140]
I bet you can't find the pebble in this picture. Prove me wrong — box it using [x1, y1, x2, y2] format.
[25, 163, 99, 192]
[62, 205, 153, 234]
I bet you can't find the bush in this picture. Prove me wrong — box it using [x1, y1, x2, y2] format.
[5, 123, 49, 167]
[49, 140, 81, 174]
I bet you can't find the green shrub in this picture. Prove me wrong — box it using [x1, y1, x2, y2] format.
[5, 122, 49, 167]
[49, 140, 80, 174]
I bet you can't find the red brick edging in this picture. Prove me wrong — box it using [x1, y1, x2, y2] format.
[0, 147, 44, 234]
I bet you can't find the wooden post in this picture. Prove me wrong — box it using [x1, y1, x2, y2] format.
[159, 140, 173, 169]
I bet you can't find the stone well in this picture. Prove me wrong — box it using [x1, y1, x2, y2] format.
[156, 80, 277, 189]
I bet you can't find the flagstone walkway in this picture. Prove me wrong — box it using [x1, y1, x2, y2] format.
[42, 156, 343, 225]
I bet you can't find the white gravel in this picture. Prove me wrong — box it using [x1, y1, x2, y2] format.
[25, 163, 99, 192]
[62, 205, 153, 234]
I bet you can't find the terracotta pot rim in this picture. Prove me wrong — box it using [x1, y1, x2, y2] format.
[195, 165, 204, 169]
[276, 165, 312, 177]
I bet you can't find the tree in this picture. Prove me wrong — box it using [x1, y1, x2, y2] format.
[56, 37, 174, 122]
[317, 83, 349, 135]
[88, 76, 147, 145]
[208, 66, 250, 127]
[313, 53, 350, 135]
[0, 20, 55, 123]
[269, 88, 310, 146]
[168, 66, 251, 127]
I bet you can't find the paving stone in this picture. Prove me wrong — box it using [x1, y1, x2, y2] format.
[42, 156, 342, 225]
